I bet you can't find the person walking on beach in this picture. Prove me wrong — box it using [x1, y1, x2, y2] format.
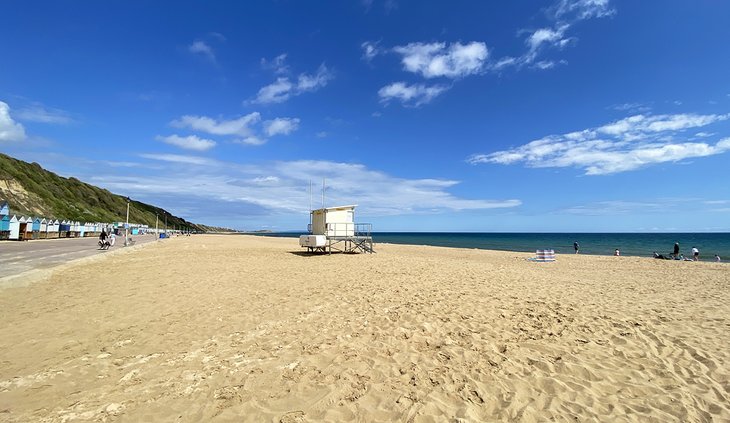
[673, 242, 680, 258]
[716, 254, 722, 262]
[692, 246, 699, 261]
[573, 241, 579, 254]
[614, 249, 620, 256]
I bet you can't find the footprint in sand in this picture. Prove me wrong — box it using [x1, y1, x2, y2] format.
[279, 410, 306, 423]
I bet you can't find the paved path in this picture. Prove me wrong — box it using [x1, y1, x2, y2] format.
[0, 234, 158, 279]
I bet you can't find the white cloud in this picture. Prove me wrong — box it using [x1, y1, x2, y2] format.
[597, 113, 729, 137]
[253, 78, 294, 104]
[468, 112, 730, 175]
[527, 27, 566, 51]
[393, 42, 488, 79]
[189, 41, 215, 61]
[264, 117, 300, 137]
[0, 101, 26, 142]
[92, 159, 521, 216]
[378, 82, 448, 107]
[252, 64, 332, 104]
[171, 113, 261, 137]
[169, 112, 300, 147]
[316, 131, 328, 138]
[156, 134, 216, 151]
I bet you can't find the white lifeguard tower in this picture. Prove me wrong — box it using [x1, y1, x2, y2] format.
[300, 204, 374, 253]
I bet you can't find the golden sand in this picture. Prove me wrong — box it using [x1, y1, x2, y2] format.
[0, 235, 728, 422]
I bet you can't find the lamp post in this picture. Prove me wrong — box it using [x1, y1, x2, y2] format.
[124, 197, 130, 247]
[164, 212, 167, 236]
[155, 212, 159, 239]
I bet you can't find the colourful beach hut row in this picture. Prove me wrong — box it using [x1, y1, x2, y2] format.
[1, 201, 110, 241]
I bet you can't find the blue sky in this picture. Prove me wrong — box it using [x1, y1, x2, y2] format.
[1, 0, 729, 232]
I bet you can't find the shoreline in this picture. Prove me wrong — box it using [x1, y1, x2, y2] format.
[251, 233, 728, 263]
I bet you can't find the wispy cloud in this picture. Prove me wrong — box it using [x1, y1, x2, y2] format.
[361, 41, 381, 62]
[252, 64, 333, 104]
[171, 113, 261, 137]
[492, 0, 615, 70]
[393, 42, 489, 79]
[236, 136, 267, 146]
[260, 53, 289, 74]
[609, 102, 652, 113]
[13, 103, 74, 124]
[0, 101, 26, 142]
[139, 153, 218, 166]
[550, 0, 615, 22]
[189, 40, 216, 62]
[90, 159, 521, 218]
[468, 112, 730, 175]
[264, 117, 300, 136]
[169, 112, 300, 146]
[378, 82, 448, 107]
[156, 134, 216, 151]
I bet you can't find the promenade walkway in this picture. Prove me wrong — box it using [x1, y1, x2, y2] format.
[0, 234, 158, 279]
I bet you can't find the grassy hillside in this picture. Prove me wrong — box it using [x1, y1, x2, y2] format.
[0, 153, 221, 232]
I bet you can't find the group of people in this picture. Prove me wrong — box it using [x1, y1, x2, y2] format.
[98, 230, 115, 250]
[652, 242, 721, 262]
[572, 239, 721, 262]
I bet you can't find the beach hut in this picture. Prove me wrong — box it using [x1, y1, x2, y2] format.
[59, 220, 71, 237]
[9, 215, 20, 240]
[39, 218, 48, 239]
[24, 217, 34, 239]
[0, 201, 8, 239]
[32, 217, 41, 239]
[48, 219, 60, 238]
[0, 215, 9, 240]
[17, 217, 29, 240]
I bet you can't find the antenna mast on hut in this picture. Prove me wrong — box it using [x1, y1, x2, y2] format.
[322, 178, 326, 209]
[309, 180, 313, 227]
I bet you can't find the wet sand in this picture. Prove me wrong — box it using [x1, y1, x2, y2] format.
[0, 234, 728, 422]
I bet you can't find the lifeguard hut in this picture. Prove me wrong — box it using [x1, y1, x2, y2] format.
[300, 205, 374, 253]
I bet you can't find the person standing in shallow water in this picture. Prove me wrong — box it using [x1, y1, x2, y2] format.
[574, 241, 579, 254]
[673, 242, 680, 258]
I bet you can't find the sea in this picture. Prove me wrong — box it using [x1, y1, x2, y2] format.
[261, 232, 730, 261]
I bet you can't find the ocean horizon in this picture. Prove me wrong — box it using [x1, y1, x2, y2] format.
[259, 232, 730, 261]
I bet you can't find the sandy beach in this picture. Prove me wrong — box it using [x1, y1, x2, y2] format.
[0, 234, 728, 422]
